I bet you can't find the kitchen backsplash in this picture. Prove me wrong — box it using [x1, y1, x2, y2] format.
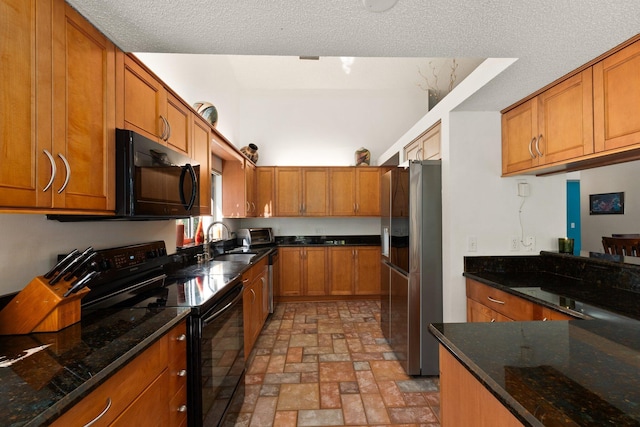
[0, 214, 177, 295]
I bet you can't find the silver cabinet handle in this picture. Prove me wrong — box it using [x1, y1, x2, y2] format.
[251, 202, 256, 212]
[250, 288, 256, 303]
[84, 398, 112, 427]
[490, 318, 496, 322]
[160, 116, 169, 140]
[178, 405, 187, 413]
[166, 117, 172, 141]
[42, 150, 56, 192]
[542, 318, 548, 321]
[528, 137, 537, 159]
[487, 296, 505, 305]
[535, 134, 543, 157]
[178, 369, 187, 377]
[415, 148, 422, 160]
[57, 153, 70, 193]
[177, 334, 186, 342]
[246, 201, 250, 212]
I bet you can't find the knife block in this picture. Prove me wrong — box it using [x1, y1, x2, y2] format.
[0, 276, 89, 335]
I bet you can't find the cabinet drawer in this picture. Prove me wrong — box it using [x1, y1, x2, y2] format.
[110, 369, 170, 427]
[467, 298, 513, 322]
[169, 384, 188, 427]
[52, 335, 168, 426]
[466, 279, 533, 320]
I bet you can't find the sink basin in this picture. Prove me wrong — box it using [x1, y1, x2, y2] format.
[214, 253, 256, 263]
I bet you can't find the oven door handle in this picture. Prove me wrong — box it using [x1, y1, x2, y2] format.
[202, 286, 243, 325]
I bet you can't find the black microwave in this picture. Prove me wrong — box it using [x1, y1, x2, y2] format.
[115, 129, 200, 218]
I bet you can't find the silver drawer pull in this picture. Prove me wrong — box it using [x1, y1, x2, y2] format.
[84, 397, 112, 426]
[178, 405, 187, 413]
[487, 296, 505, 305]
[177, 369, 187, 377]
[177, 334, 186, 342]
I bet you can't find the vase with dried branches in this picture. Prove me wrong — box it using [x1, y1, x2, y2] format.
[417, 59, 459, 108]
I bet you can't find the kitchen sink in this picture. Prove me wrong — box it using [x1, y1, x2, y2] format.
[214, 253, 256, 263]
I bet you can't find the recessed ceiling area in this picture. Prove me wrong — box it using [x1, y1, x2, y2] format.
[210, 55, 483, 93]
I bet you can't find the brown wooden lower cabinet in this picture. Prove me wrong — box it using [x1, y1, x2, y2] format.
[440, 345, 524, 427]
[52, 319, 187, 426]
[243, 257, 269, 358]
[276, 246, 381, 300]
[466, 278, 577, 322]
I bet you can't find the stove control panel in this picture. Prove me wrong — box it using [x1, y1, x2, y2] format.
[95, 241, 167, 272]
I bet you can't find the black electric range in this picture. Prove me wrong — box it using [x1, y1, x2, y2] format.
[79, 241, 246, 427]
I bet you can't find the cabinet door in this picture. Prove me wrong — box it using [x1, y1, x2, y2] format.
[355, 247, 381, 295]
[192, 117, 211, 215]
[593, 39, 640, 152]
[123, 55, 165, 141]
[275, 167, 301, 216]
[0, 0, 47, 208]
[221, 159, 246, 217]
[329, 168, 355, 216]
[245, 161, 256, 217]
[302, 168, 328, 216]
[404, 139, 422, 161]
[537, 68, 594, 164]
[277, 247, 302, 296]
[501, 99, 538, 174]
[51, 0, 115, 211]
[355, 168, 380, 216]
[166, 92, 191, 156]
[329, 247, 354, 295]
[255, 167, 274, 218]
[304, 247, 328, 296]
[422, 123, 441, 160]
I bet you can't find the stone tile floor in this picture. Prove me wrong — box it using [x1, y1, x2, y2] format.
[225, 300, 441, 426]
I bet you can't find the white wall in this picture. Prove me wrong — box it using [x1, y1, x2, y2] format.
[134, 53, 429, 166]
[236, 89, 426, 166]
[135, 54, 241, 143]
[442, 112, 566, 321]
[580, 160, 640, 252]
[239, 217, 380, 237]
[0, 215, 177, 295]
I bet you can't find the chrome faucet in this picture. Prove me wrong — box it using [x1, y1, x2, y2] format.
[204, 221, 232, 260]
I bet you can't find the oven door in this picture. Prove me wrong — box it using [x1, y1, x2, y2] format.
[189, 282, 245, 427]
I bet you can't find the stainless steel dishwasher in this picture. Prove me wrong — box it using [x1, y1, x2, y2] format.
[268, 248, 278, 313]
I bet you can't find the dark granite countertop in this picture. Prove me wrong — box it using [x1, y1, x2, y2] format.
[0, 306, 189, 426]
[430, 319, 640, 426]
[464, 252, 640, 321]
[275, 235, 380, 246]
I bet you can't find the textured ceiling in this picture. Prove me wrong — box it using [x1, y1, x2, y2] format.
[66, 0, 640, 110]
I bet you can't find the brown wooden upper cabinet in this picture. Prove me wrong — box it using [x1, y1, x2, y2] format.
[0, 0, 115, 213]
[593, 39, 640, 153]
[275, 167, 328, 216]
[329, 168, 381, 216]
[222, 158, 256, 218]
[255, 167, 275, 218]
[192, 115, 212, 215]
[502, 69, 593, 175]
[404, 122, 441, 161]
[501, 34, 640, 176]
[122, 55, 192, 157]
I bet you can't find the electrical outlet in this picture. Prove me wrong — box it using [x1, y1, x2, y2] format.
[510, 237, 520, 251]
[468, 236, 477, 252]
[524, 236, 535, 252]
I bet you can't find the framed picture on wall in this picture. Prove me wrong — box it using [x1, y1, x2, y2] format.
[589, 192, 624, 215]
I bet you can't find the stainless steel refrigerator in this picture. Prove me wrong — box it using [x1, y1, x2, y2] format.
[381, 161, 442, 376]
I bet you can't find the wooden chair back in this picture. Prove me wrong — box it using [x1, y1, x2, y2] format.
[602, 236, 640, 257]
